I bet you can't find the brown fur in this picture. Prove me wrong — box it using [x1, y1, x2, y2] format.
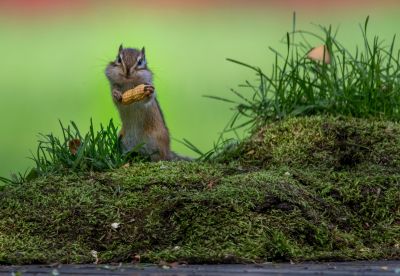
[142, 100, 171, 160]
[105, 46, 173, 161]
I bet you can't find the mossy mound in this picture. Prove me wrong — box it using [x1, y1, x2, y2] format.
[236, 116, 400, 170]
[1, 116, 399, 264]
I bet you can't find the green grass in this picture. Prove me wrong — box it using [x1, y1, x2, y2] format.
[0, 119, 150, 184]
[30, 119, 134, 174]
[1, 116, 399, 264]
[211, 16, 400, 133]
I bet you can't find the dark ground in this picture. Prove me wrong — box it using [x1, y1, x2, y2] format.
[2, 261, 400, 276]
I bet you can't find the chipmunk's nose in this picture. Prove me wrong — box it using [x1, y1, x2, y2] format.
[125, 66, 131, 78]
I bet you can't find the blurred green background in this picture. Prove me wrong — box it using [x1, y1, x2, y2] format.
[0, 1, 399, 177]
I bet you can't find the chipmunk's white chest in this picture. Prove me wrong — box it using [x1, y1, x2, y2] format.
[117, 101, 156, 154]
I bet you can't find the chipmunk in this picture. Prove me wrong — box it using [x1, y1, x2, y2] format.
[105, 45, 184, 161]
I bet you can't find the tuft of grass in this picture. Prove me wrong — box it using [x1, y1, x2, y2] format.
[29, 119, 144, 178]
[0, 119, 147, 184]
[208, 16, 400, 133]
[175, 137, 241, 163]
[0, 170, 31, 185]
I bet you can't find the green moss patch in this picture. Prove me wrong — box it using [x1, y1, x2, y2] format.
[1, 116, 399, 264]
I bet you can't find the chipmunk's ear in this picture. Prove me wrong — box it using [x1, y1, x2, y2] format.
[115, 44, 124, 64]
[136, 47, 147, 68]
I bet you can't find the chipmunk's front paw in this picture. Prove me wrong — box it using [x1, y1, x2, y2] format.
[112, 89, 123, 102]
[144, 85, 155, 95]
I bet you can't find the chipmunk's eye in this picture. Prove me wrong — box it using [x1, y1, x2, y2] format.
[116, 56, 122, 64]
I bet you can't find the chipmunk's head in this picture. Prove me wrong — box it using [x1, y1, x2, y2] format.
[105, 45, 153, 86]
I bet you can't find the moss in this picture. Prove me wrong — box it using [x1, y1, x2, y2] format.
[1, 116, 399, 264]
[237, 116, 400, 169]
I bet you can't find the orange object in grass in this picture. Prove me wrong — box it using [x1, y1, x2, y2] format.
[307, 45, 331, 64]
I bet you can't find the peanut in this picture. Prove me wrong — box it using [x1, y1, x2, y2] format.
[121, 84, 153, 105]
